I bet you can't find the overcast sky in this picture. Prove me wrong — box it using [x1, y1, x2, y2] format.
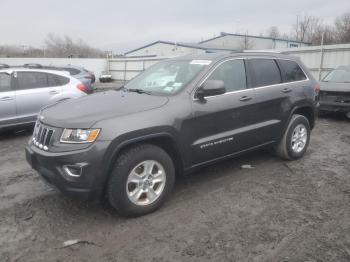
[1, 0, 349, 53]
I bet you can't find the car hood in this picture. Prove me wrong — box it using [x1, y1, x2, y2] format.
[320, 81, 350, 92]
[41, 90, 169, 128]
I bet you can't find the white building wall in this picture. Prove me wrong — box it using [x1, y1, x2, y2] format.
[282, 44, 350, 79]
[111, 44, 350, 81]
[126, 43, 205, 57]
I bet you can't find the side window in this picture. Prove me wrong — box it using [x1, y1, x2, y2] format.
[207, 60, 247, 92]
[0, 73, 11, 92]
[278, 60, 307, 82]
[17, 72, 48, 90]
[249, 59, 281, 87]
[47, 73, 70, 86]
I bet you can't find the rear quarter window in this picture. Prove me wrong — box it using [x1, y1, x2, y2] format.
[249, 59, 282, 87]
[278, 59, 307, 82]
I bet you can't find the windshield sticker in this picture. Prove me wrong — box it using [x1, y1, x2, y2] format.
[190, 60, 212, 65]
[164, 86, 175, 92]
[173, 82, 182, 87]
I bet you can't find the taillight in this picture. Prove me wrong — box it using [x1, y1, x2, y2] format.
[77, 84, 87, 93]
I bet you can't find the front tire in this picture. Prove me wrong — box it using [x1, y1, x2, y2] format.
[107, 144, 175, 217]
[275, 114, 311, 160]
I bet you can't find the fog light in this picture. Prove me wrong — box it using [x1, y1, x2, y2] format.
[63, 164, 86, 177]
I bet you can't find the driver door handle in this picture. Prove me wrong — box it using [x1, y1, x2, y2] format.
[282, 88, 292, 93]
[49, 90, 59, 95]
[0, 96, 14, 101]
[239, 96, 252, 102]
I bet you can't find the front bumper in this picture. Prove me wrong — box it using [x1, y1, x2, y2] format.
[25, 140, 110, 201]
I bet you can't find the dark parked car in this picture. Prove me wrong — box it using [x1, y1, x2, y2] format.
[319, 66, 350, 118]
[25, 53, 319, 216]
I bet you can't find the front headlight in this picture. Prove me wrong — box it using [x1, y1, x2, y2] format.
[60, 128, 100, 144]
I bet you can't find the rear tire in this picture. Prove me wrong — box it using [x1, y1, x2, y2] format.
[275, 114, 310, 160]
[107, 144, 175, 217]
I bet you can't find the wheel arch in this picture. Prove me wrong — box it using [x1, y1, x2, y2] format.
[102, 133, 185, 185]
[288, 104, 316, 130]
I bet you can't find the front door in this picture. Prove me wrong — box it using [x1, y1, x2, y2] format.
[186, 59, 259, 166]
[0, 72, 16, 127]
[14, 71, 61, 123]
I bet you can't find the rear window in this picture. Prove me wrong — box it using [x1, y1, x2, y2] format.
[17, 72, 47, 90]
[249, 59, 281, 87]
[278, 59, 307, 82]
[0, 73, 11, 92]
[48, 73, 70, 86]
[62, 67, 80, 75]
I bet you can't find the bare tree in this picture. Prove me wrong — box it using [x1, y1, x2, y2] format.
[267, 26, 280, 39]
[334, 12, 350, 43]
[293, 15, 322, 43]
[310, 24, 336, 45]
[44, 33, 104, 58]
[239, 33, 255, 50]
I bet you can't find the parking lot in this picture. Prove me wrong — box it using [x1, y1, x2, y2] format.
[0, 114, 348, 262]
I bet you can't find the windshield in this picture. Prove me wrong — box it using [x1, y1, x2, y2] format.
[124, 60, 209, 95]
[323, 68, 350, 83]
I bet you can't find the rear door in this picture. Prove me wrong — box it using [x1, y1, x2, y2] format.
[247, 58, 304, 144]
[14, 71, 62, 123]
[187, 58, 259, 166]
[0, 72, 16, 127]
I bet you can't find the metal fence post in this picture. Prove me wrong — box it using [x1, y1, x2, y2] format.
[123, 60, 127, 84]
[318, 32, 325, 81]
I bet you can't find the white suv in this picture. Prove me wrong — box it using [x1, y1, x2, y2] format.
[0, 68, 87, 129]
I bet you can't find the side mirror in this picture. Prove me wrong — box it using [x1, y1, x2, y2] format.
[196, 80, 226, 99]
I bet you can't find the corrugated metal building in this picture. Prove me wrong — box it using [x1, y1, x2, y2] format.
[200, 32, 310, 49]
[124, 32, 310, 57]
[124, 40, 237, 58]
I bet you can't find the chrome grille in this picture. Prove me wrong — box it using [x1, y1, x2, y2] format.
[32, 122, 54, 151]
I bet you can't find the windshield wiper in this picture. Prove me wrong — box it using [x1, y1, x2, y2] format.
[127, 88, 152, 95]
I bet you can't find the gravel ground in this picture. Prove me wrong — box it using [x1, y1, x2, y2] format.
[0, 115, 349, 262]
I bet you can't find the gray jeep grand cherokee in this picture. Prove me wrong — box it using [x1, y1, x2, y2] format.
[25, 53, 319, 216]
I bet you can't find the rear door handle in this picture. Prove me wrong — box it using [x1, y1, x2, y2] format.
[49, 90, 59, 95]
[282, 88, 292, 93]
[0, 96, 14, 101]
[239, 96, 252, 102]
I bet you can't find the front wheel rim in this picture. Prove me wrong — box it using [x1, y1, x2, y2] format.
[291, 124, 308, 153]
[126, 160, 166, 206]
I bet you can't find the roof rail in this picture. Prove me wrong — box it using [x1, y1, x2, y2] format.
[23, 63, 43, 68]
[243, 50, 283, 53]
[0, 63, 10, 69]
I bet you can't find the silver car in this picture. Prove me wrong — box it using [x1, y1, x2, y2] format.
[0, 68, 87, 129]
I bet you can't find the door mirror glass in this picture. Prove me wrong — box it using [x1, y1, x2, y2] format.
[196, 80, 226, 99]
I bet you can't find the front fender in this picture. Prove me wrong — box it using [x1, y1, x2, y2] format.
[100, 129, 183, 183]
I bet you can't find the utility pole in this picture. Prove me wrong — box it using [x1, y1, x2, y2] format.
[296, 15, 299, 42]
